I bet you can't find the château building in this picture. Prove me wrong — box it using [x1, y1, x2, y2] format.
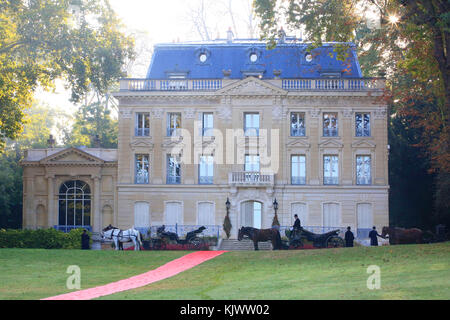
[21, 35, 389, 241]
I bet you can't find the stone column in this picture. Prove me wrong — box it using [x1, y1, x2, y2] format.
[342, 108, 353, 185]
[93, 176, 101, 232]
[46, 174, 55, 228]
[308, 108, 321, 185]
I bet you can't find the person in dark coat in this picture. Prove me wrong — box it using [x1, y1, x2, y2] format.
[345, 226, 355, 247]
[81, 229, 90, 250]
[369, 226, 382, 246]
[293, 214, 302, 231]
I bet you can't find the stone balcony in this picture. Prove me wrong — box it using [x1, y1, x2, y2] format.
[228, 171, 274, 187]
[118, 77, 385, 92]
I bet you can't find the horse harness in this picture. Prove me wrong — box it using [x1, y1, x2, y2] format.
[107, 228, 137, 242]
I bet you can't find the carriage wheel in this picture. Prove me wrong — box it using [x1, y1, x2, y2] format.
[326, 236, 344, 248]
[190, 237, 203, 249]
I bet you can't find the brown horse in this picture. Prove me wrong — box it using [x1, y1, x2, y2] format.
[238, 227, 282, 250]
[381, 226, 423, 245]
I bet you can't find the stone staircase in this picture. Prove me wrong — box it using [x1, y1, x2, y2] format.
[219, 239, 273, 251]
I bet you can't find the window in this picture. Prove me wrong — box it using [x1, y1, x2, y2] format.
[323, 155, 339, 185]
[167, 155, 181, 184]
[291, 155, 306, 185]
[198, 202, 215, 226]
[134, 202, 150, 228]
[244, 113, 259, 136]
[356, 113, 371, 137]
[250, 53, 258, 63]
[290, 112, 306, 136]
[291, 203, 307, 226]
[135, 154, 149, 184]
[245, 154, 260, 172]
[135, 113, 150, 136]
[356, 155, 371, 185]
[58, 180, 91, 227]
[165, 202, 183, 225]
[323, 113, 338, 137]
[323, 203, 340, 227]
[202, 112, 214, 136]
[199, 155, 214, 184]
[167, 113, 181, 136]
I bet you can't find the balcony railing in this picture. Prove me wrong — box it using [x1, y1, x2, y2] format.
[229, 171, 274, 186]
[282, 78, 384, 91]
[119, 78, 384, 92]
[120, 79, 223, 91]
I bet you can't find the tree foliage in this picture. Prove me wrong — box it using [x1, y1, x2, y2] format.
[63, 100, 118, 148]
[0, 0, 135, 150]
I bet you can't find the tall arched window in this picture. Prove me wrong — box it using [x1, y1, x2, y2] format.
[58, 180, 91, 227]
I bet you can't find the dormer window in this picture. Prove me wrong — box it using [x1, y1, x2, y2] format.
[199, 53, 207, 63]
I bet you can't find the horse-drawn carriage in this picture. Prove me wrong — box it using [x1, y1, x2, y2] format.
[285, 227, 345, 249]
[237, 226, 345, 250]
[102, 224, 208, 250]
[153, 225, 207, 249]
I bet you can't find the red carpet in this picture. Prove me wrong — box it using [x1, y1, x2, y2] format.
[42, 251, 227, 300]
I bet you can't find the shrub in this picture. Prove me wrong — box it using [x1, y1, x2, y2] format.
[0, 228, 92, 249]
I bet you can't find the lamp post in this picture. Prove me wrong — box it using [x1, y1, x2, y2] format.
[223, 197, 232, 239]
[272, 198, 280, 229]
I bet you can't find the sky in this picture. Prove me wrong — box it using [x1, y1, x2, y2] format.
[36, 0, 256, 117]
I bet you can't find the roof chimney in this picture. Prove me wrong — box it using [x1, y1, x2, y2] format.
[227, 27, 234, 44]
[278, 27, 286, 43]
[47, 134, 55, 148]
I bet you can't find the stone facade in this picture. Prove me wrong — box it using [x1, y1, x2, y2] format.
[21, 41, 389, 239]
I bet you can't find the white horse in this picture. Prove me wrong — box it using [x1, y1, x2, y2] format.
[101, 225, 143, 251]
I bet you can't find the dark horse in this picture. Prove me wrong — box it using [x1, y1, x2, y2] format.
[238, 227, 282, 250]
[381, 226, 423, 245]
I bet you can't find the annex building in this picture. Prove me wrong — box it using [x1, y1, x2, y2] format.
[21, 34, 389, 240]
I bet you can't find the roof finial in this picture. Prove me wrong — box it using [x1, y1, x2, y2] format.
[227, 27, 234, 44]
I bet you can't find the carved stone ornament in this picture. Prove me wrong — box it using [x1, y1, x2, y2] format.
[151, 108, 164, 119]
[343, 108, 353, 118]
[374, 107, 387, 119]
[217, 105, 232, 121]
[309, 108, 321, 118]
[183, 108, 196, 119]
[119, 109, 132, 119]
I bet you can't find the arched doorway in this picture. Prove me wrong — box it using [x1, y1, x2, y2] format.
[58, 180, 91, 228]
[240, 201, 262, 229]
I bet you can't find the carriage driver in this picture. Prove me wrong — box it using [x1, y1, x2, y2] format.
[293, 214, 302, 231]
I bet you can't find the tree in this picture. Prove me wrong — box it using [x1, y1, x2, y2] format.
[63, 99, 118, 148]
[0, 102, 62, 229]
[254, 0, 450, 227]
[0, 0, 135, 151]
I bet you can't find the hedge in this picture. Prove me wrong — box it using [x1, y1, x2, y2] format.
[0, 228, 92, 249]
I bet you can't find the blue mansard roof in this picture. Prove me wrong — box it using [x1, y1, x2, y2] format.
[146, 39, 363, 80]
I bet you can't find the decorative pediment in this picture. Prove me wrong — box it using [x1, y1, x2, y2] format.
[286, 139, 311, 149]
[161, 137, 187, 150]
[352, 140, 376, 149]
[40, 147, 105, 166]
[318, 139, 343, 148]
[217, 77, 287, 96]
[130, 138, 154, 150]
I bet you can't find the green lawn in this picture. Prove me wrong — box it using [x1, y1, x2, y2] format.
[1, 243, 449, 300]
